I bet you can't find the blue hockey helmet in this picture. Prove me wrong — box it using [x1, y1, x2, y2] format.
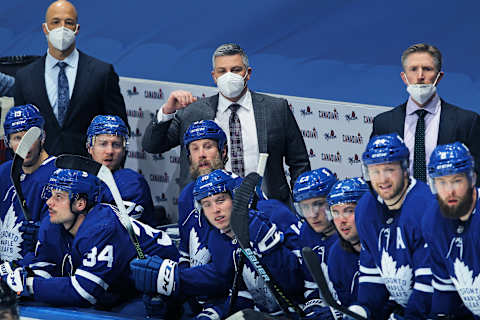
[86, 115, 129, 148]
[184, 120, 227, 157]
[4, 104, 45, 142]
[293, 168, 337, 203]
[428, 142, 475, 193]
[42, 168, 101, 205]
[193, 169, 241, 210]
[362, 133, 410, 180]
[326, 177, 369, 221]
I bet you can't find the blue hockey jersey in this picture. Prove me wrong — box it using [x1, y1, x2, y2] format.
[29, 203, 179, 308]
[354, 179, 433, 319]
[327, 239, 359, 308]
[100, 168, 158, 227]
[295, 220, 338, 308]
[422, 188, 480, 319]
[0, 156, 56, 264]
[206, 209, 303, 317]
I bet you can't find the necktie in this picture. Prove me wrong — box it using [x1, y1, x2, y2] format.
[229, 104, 245, 177]
[57, 62, 69, 126]
[413, 109, 428, 181]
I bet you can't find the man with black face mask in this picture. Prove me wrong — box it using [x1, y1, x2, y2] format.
[371, 43, 480, 185]
[13, 0, 128, 157]
[142, 43, 310, 208]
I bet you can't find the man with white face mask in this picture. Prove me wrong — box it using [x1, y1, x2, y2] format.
[143, 43, 310, 208]
[13, 0, 128, 157]
[371, 43, 480, 185]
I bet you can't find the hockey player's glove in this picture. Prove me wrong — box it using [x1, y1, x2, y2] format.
[194, 306, 223, 320]
[344, 305, 370, 320]
[249, 214, 284, 255]
[130, 255, 179, 296]
[1, 266, 33, 297]
[388, 313, 405, 320]
[303, 299, 343, 320]
[19, 221, 40, 253]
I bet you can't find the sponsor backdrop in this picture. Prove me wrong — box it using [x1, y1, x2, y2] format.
[120, 77, 391, 222]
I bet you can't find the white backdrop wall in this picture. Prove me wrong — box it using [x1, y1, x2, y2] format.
[119, 77, 391, 222]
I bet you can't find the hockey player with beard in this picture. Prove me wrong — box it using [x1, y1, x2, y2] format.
[86, 115, 158, 227]
[422, 142, 480, 319]
[326, 178, 369, 310]
[292, 167, 340, 319]
[345, 133, 433, 320]
[130, 169, 303, 319]
[0, 168, 179, 313]
[0, 104, 56, 265]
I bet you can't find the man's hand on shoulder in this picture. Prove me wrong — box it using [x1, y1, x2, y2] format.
[163, 90, 197, 114]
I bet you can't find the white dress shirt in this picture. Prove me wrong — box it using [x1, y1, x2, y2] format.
[45, 49, 79, 119]
[404, 93, 441, 175]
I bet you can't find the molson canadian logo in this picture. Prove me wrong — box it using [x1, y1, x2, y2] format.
[345, 111, 358, 121]
[363, 115, 374, 124]
[152, 154, 165, 161]
[342, 133, 364, 144]
[127, 150, 146, 159]
[127, 108, 144, 118]
[144, 88, 163, 99]
[342, 132, 363, 144]
[321, 151, 342, 163]
[308, 148, 317, 158]
[300, 106, 313, 116]
[324, 130, 337, 140]
[318, 108, 339, 120]
[170, 156, 180, 164]
[302, 127, 318, 139]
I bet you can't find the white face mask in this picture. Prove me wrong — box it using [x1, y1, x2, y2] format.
[405, 72, 440, 105]
[44, 24, 77, 51]
[216, 71, 248, 99]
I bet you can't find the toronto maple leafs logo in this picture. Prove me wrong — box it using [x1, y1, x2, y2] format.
[0, 204, 23, 262]
[452, 259, 480, 316]
[379, 250, 412, 307]
[189, 228, 211, 267]
[243, 265, 278, 312]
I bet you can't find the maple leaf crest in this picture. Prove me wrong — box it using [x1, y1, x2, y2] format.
[452, 259, 480, 316]
[0, 204, 23, 262]
[242, 265, 278, 312]
[189, 228, 210, 267]
[379, 250, 412, 307]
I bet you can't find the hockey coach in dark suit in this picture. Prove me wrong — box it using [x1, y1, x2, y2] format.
[142, 43, 310, 206]
[14, 0, 128, 157]
[371, 43, 480, 184]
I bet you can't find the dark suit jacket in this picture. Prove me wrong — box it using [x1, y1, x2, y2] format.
[371, 100, 480, 182]
[13, 51, 128, 156]
[142, 92, 311, 204]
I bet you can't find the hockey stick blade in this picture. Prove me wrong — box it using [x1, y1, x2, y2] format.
[301, 247, 366, 320]
[55, 155, 145, 259]
[230, 172, 261, 248]
[10, 127, 42, 220]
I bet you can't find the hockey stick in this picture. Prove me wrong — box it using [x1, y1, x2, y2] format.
[228, 153, 268, 315]
[55, 154, 145, 259]
[10, 127, 42, 221]
[230, 156, 304, 318]
[301, 247, 366, 320]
